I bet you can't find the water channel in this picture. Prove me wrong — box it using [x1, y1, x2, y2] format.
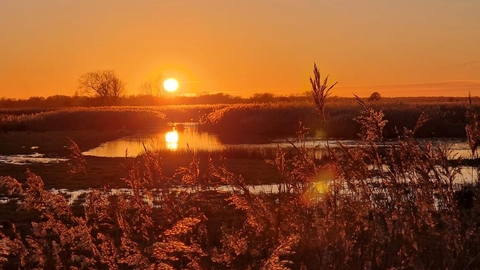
[1, 165, 477, 206]
[82, 122, 475, 160]
[83, 122, 224, 156]
[0, 122, 478, 205]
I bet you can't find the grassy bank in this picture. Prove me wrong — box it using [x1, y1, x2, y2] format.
[0, 154, 281, 190]
[0, 105, 228, 132]
[0, 130, 134, 156]
[0, 107, 170, 132]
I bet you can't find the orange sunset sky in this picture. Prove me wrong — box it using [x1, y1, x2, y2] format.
[1, 0, 479, 99]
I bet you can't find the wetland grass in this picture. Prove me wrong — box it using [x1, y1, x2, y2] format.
[2, 68, 480, 268]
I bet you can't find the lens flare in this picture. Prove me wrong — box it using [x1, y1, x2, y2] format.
[302, 170, 336, 203]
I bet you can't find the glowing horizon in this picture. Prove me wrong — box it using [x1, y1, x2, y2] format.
[1, 1, 479, 99]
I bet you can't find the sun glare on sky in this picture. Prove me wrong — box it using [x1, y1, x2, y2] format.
[163, 78, 179, 92]
[0, 1, 479, 98]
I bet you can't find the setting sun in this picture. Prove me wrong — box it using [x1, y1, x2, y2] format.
[163, 78, 179, 92]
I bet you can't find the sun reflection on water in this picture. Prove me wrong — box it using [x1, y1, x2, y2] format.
[165, 130, 179, 150]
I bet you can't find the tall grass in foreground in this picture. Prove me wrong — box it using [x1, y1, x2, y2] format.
[2, 85, 480, 268]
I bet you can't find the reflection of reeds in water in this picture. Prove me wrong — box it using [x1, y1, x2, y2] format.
[142, 145, 327, 162]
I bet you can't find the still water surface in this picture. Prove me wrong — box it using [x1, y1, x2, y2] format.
[83, 123, 224, 157]
[82, 123, 475, 159]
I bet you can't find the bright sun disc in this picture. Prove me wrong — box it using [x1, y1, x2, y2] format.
[163, 78, 179, 92]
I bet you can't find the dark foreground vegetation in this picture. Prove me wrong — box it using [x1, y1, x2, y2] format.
[2, 101, 480, 269]
[2, 67, 480, 268]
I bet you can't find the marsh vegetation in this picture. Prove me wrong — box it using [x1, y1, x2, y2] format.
[1, 67, 480, 269]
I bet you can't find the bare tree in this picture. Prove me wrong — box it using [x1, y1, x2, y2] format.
[138, 75, 163, 97]
[78, 70, 125, 104]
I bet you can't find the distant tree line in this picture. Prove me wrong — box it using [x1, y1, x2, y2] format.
[1, 92, 476, 108]
[0, 68, 402, 108]
[0, 93, 313, 108]
[0, 69, 317, 108]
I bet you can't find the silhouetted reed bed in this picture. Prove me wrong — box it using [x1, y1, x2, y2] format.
[150, 145, 310, 161]
[0, 107, 57, 116]
[0, 107, 168, 131]
[0, 105, 229, 132]
[201, 100, 480, 139]
[1, 99, 479, 138]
